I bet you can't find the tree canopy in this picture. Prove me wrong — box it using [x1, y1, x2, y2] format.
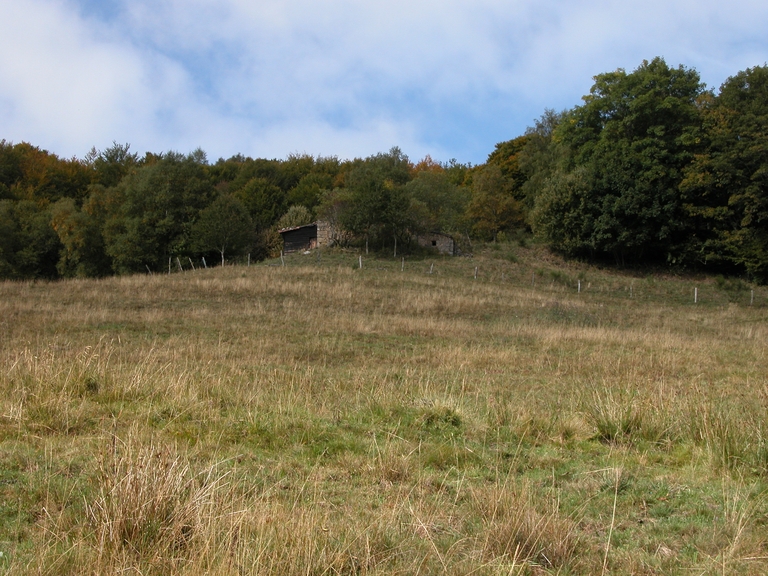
[1, 58, 767, 282]
[192, 194, 253, 266]
[531, 58, 705, 264]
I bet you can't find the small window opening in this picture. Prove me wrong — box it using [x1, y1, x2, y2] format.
[432, 240, 437, 246]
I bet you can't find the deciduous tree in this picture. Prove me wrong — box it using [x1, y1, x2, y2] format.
[341, 147, 413, 251]
[681, 65, 768, 281]
[466, 165, 522, 241]
[533, 58, 704, 264]
[192, 194, 253, 266]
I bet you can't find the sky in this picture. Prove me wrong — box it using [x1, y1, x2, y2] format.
[1, 0, 767, 166]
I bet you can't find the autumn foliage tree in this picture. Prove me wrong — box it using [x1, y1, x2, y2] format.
[466, 165, 522, 241]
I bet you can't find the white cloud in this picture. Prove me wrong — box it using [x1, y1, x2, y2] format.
[0, 0, 150, 153]
[1, 0, 767, 163]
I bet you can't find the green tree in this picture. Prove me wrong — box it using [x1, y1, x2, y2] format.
[208, 154, 247, 188]
[0, 200, 19, 277]
[192, 195, 253, 266]
[0, 200, 61, 279]
[50, 194, 112, 277]
[287, 173, 334, 211]
[341, 147, 413, 252]
[277, 205, 314, 230]
[533, 58, 705, 264]
[681, 65, 768, 281]
[517, 110, 567, 220]
[274, 153, 316, 192]
[0, 142, 91, 205]
[234, 177, 286, 230]
[405, 171, 470, 234]
[86, 142, 140, 188]
[104, 151, 214, 274]
[530, 167, 595, 255]
[226, 158, 280, 196]
[0, 140, 24, 200]
[316, 188, 350, 246]
[486, 135, 530, 195]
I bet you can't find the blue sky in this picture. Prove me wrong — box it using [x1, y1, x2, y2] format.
[1, 0, 767, 165]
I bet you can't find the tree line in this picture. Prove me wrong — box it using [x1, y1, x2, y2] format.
[511, 58, 768, 282]
[1, 57, 766, 282]
[0, 143, 482, 279]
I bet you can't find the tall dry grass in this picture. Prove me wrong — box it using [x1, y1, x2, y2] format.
[1, 246, 767, 574]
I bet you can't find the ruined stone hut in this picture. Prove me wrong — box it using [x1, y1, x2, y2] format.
[279, 221, 333, 253]
[416, 232, 456, 256]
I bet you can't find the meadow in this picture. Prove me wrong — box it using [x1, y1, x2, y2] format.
[1, 242, 767, 575]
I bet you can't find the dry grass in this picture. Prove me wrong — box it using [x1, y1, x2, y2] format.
[475, 480, 584, 571]
[1, 244, 768, 574]
[86, 432, 231, 573]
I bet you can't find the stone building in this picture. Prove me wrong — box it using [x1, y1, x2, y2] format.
[280, 222, 456, 256]
[416, 232, 456, 256]
[279, 221, 338, 253]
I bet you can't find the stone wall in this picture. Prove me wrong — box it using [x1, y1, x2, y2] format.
[417, 233, 455, 255]
[317, 220, 332, 247]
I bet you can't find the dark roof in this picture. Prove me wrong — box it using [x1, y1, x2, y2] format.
[278, 222, 317, 234]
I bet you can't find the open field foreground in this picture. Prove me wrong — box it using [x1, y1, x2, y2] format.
[1, 245, 768, 575]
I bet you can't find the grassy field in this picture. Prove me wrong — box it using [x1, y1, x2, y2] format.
[1, 242, 767, 575]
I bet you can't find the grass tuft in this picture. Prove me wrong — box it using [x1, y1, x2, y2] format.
[476, 481, 584, 571]
[86, 432, 231, 572]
